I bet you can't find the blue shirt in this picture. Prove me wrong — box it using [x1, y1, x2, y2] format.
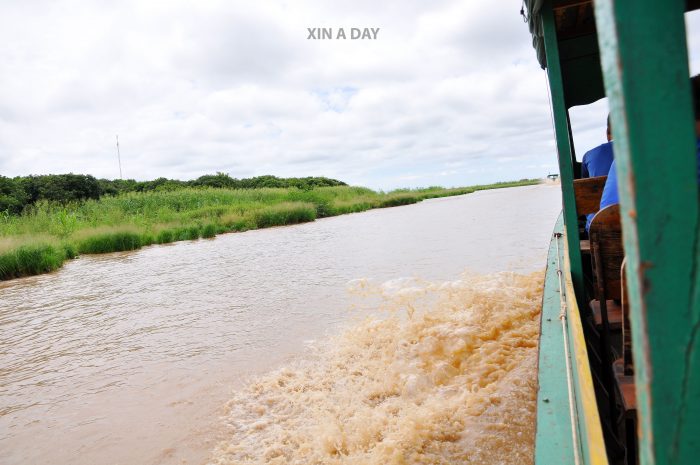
[582, 141, 614, 229]
[590, 139, 700, 231]
[599, 160, 619, 211]
[581, 141, 614, 178]
[585, 160, 619, 232]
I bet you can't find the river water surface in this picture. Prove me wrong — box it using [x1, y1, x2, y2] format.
[0, 184, 561, 465]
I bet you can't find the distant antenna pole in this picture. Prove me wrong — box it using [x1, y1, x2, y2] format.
[116, 135, 123, 179]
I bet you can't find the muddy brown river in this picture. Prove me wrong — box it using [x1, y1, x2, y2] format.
[0, 184, 561, 465]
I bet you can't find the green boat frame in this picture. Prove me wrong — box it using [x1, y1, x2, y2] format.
[525, 1, 700, 464]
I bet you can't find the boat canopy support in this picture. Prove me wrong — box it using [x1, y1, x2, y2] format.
[595, 1, 700, 463]
[541, 0, 585, 300]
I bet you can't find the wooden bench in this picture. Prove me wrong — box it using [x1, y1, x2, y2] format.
[589, 205, 625, 427]
[620, 259, 633, 376]
[613, 358, 638, 465]
[580, 239, 590, 253]
[589, 205, 624, 322]
[574, 175, 608, 216]
[590, 299, 622, 330]
[589, 207, 638, 463]
[615, 259, 637, 465]
[574, 175, 607, 254]
[614, 359, 637, 412]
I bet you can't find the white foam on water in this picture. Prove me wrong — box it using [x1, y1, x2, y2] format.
[208, 271, 542, 465]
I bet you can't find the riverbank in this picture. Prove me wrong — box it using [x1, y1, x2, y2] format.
[0, 179, 539, 280]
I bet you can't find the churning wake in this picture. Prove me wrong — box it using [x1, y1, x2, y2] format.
[208, 271, 543, 465]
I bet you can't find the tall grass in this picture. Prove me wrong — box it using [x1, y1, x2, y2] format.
[0, 179, 539, 280]
[0, 242, 75, 279]
[77, 231, 143, 254]
[251, 202, 317, 228]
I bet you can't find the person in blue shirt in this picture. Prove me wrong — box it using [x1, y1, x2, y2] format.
[600, 144, 700, 212]
[598, 75, 700, 214]
[581, 115, 614, 178]
[583, 115, 614, 231]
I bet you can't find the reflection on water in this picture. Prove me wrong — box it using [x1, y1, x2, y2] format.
[0, 184, 561, 465]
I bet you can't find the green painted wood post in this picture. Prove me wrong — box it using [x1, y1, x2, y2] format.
[594, 1, 700, 464]
[541, 2, 585, 299]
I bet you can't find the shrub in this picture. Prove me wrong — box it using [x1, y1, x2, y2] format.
[201, 223, 217, 239]
[378, 194, 420, 208]
[62, 242, 78, 259]
[78, 231, 142, 254]
[174, 226, 200, 241]
[252, 203, 316, 228]
[184, 206, 228, 220]
[156, 229, 175, 244]
[140, 233, 155, 246]
[0, 243, 66, 280]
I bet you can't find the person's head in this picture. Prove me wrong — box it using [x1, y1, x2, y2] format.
[606, 113, 612, 142]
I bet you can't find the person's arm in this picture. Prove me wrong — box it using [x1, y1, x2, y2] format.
[588, 160, 619, 233]
[600, 160, 619, 209]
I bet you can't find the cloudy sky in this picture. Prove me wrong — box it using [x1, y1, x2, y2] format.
[1, 2, 699, 190]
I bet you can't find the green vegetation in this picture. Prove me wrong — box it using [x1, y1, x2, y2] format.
[0, 243, 75, 279]
[0, 173, 347, 215]
[0, 178, 540, 280]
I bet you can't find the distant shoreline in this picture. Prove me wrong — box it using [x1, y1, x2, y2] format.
[0, 179, 540, 281]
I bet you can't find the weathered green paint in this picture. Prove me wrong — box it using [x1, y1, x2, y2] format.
[541, 1, 585, 300]
[565, 282, 592, 465]
[536, 213, 576, 464]
[594, 1, 700, 464]
[537, 214, 608, 465]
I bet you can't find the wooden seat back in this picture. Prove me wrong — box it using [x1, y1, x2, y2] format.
[574, 175, 608, 216]
[589, 204, 623, 301]
[621, 259, 634, 375]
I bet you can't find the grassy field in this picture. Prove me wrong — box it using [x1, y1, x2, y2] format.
[0, 179, 539, 280]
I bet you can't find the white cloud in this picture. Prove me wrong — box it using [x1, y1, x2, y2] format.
[0, 2, 699, 189]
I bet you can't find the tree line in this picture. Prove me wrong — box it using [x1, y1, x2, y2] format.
[0, 172, 347, 215]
